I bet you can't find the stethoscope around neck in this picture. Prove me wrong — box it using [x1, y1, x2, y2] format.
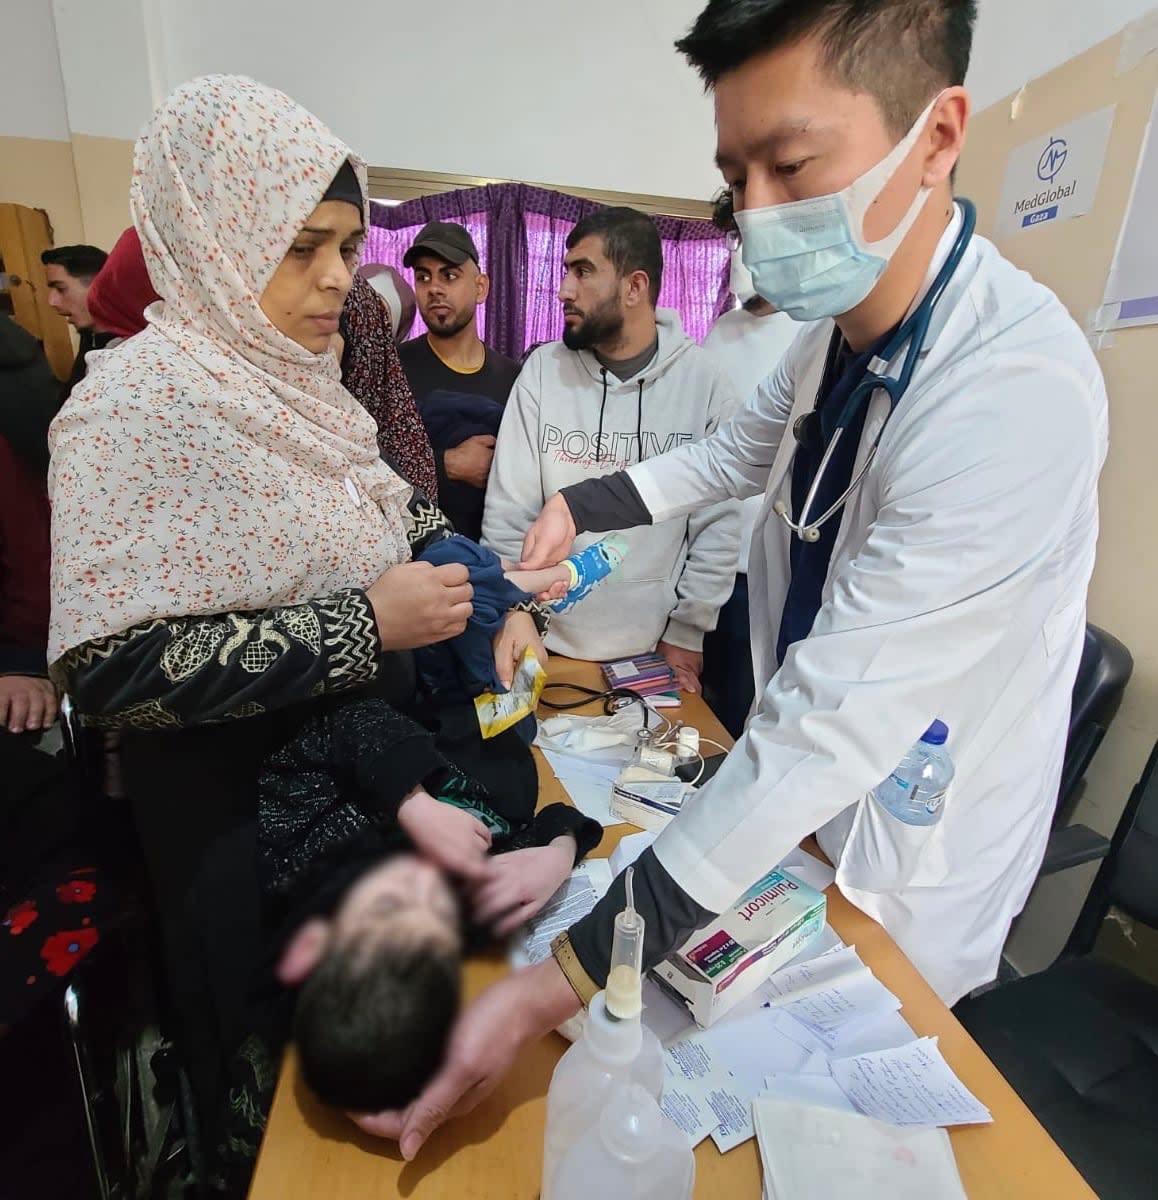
[772, 198, 977, 544]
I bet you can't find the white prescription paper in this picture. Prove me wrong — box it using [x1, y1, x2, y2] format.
[540, 748, 622, 825]
[761, 945, 869, 1004]
[754, 1098, 968, 1200]
[830, 1037, 992, 1127]
[760, 944, 903, 1047]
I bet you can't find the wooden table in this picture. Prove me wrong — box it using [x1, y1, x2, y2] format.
[249, 657, 1095, 1199]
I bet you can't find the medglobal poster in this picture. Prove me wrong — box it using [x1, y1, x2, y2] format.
[995, 105, 1116, 239]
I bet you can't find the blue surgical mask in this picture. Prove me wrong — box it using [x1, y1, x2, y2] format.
[734, 96, 938, 321]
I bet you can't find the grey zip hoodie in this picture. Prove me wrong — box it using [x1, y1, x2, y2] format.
[483, 309, 740, 660]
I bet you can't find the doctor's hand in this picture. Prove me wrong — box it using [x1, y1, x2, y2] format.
[350, 957, 581, 1158]
[519, 493, 576, 569]
[658, 640, 703, 695]
[492, 610, 547, 690]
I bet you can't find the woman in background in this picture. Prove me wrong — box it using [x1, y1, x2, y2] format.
[340, 271, 438, 500]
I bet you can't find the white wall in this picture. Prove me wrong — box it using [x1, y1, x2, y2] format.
[968, 0, 1157, 111]
[9, 1, 1157, 197]
[154, 0, 720, 199]
[0, 0, 70, 140]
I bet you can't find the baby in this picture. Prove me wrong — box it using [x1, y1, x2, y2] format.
[258, 535, 625, 1114]
[261, 697, 602, 1114]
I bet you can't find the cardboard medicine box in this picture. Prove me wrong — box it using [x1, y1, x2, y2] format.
[651, 867, 827, 1027]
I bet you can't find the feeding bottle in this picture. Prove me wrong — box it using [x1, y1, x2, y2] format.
[540, 868, 664, 1200]
[551, 1082, 694, 1200]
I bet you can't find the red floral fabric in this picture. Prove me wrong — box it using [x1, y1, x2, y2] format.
[341, 273, 439, 503]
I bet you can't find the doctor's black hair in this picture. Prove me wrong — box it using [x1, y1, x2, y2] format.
[566, 207, 664, 307]
[676, 0, 977, 137]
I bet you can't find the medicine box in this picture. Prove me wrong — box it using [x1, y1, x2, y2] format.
[609, 771, 690, 832]
[650, 868, 827, 1027]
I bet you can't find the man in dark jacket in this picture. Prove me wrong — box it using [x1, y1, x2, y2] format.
[40, 244, 108, 399]
[0, 316, 59, 733]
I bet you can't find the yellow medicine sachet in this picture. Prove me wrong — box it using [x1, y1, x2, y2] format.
[474, 647, 547, 739]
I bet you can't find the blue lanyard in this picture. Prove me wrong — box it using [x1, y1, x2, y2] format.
[829, 198, 977, 437]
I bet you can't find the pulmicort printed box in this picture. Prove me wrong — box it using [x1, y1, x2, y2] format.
[651, 868, 827, 1027]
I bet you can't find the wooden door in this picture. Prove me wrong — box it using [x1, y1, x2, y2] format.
[0, 203, 75, 380]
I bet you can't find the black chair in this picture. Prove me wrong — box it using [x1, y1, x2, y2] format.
[1056, 625, 1133, 827]
[955, 736, 1158, 1200]
[1037, 624, 1133, 877]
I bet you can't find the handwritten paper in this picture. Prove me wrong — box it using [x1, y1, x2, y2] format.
[830, 1038, 992, 1127]
[759, 944, 903, 1049]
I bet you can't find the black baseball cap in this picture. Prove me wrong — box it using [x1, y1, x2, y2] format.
[402, 220, 479, 269]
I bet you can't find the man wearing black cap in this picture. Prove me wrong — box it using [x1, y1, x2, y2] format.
[398, 221, 520, 540]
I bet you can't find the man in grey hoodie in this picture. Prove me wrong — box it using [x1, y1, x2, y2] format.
[482, 208, 740, 690]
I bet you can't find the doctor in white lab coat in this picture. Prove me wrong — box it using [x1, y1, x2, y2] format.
[358, 0, 1108, 1157]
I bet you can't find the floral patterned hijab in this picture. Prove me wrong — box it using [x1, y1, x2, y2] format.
[48, 76, 413, 662]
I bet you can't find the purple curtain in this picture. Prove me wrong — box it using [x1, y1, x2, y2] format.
[364, 183, 730, 360]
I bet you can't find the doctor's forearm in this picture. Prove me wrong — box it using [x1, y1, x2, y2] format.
[555, 847, 716, 992]
[560, 473, 653, 534]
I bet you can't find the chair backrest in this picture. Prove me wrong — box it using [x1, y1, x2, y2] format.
[1056, 624, 1133, 825]
[1065, 735, 1158, 956]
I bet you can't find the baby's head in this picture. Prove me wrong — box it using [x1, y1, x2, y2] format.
[280, 853, 464, 1113]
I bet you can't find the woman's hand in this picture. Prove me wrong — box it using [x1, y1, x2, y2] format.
[366, 561, 473, 650]
[350, 957, 581, 1157]
[0, 675, 58, 734]
[470, 836, 576, 935]
[519, 493, 577, 569]
[396, 787, 491, 881]
[493, 610, 546, 690]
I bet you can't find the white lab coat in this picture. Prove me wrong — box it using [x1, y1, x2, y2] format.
[628, 210, 1108, 1004]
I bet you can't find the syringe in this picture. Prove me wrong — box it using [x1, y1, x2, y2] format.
[605, 866, 645, 1020]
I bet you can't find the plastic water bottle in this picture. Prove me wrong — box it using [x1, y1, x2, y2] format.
[551, 1083, 694, 1200]
[541, 869, 664, 1200]
[872, 720, 956, 826]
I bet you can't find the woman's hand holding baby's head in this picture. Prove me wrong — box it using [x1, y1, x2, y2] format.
[469, 836, 576, 936]
[397, 787, 491, 882]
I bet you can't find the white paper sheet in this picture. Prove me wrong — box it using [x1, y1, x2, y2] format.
[760, 945, 869, 1004]
[761, 1071, 859, 1116]
[609, 829, 657, 874]
[540, 748, 623, 825]
[508, 859, 612, 967]
[830, 1038, 992, 1128]
[754, 1098, 968, 1200]
[662, 1003, 819, 1152]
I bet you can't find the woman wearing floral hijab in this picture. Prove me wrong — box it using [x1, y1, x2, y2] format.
[47, 75, 543, 1176]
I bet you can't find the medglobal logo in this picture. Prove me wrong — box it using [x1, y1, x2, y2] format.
[1013, 180, 1076, 216]
[1037, 136, 1068, 183]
